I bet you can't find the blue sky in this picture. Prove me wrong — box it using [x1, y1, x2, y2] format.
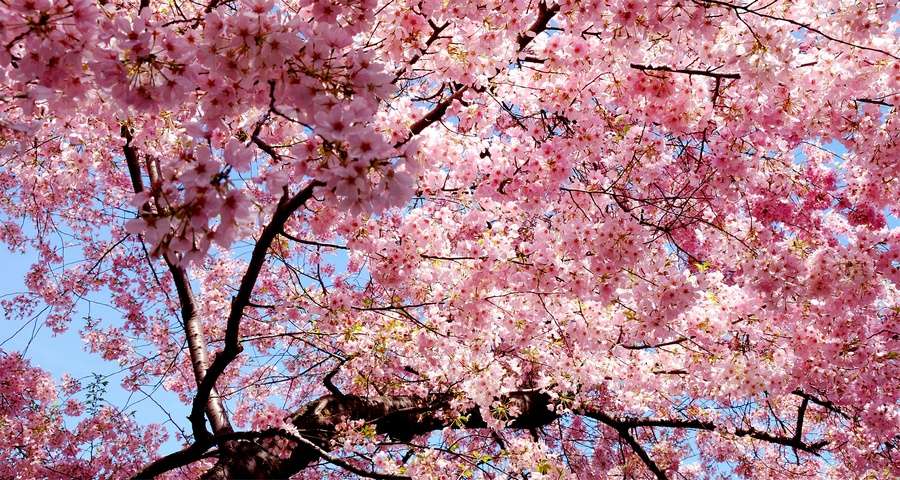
[0, 245, 189, 452]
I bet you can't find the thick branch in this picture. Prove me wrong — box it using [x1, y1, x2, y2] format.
[134, 430, 287, 479]
[190, 180, 324, 445]
[397, 86, 467, 146]
[166, 257, 232, 439]
[734, 426, 828, 453]
[794, 397, 809, 441]
[120, 127, 229, 440]
[120, 125, 145, 194]
[145, 387, 840, 479]
[516, 1, 562, 51]
[145, 391, 555, 479]
[133, 441, 210, 479]
[582, 408, 828, 455]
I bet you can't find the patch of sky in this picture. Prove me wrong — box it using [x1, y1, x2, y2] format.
[0, 221, 190, 452]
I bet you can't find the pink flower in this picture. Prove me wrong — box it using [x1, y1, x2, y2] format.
[314, 107, 353, 140]
[225, 138, 254, 171]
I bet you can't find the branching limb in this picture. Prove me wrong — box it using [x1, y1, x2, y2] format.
[695, 0, 899, 60]
[395, 2, 561, 145]
[792, 389, 852, 420]
[120, 126, 230, 441]
[190, 179, 324, 446]
[585, 409, 668, 479]
[279, 430, 412, 480]
[323, 357, 350, 397]
[393, 20, 450, 83]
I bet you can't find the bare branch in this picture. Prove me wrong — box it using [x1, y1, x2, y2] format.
[166, 257, 232, 440]
[630, 63, 741, 79]
[279, 229, 348, 250]
[581, 408, 828, 455]
[516, 2, 562, 51]
[621, 337, 690, 350]
[855, 98, 894, 107]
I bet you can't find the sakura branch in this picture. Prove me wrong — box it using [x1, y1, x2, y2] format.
[392, 19, 450, 83]
[139, 388, 842, 479]
[1, 0, 897, 479]
[395, 1, 561, 145]
[189, 179, 324, 440]
[119, 125, 232, 442]
[694, 0, 900, 60]
[629, 63, 741, 80]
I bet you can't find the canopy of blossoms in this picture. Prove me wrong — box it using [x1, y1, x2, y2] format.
[0, 0, 897, 478]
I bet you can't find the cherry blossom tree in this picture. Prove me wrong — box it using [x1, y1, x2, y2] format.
[1, 0, 898, 478]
